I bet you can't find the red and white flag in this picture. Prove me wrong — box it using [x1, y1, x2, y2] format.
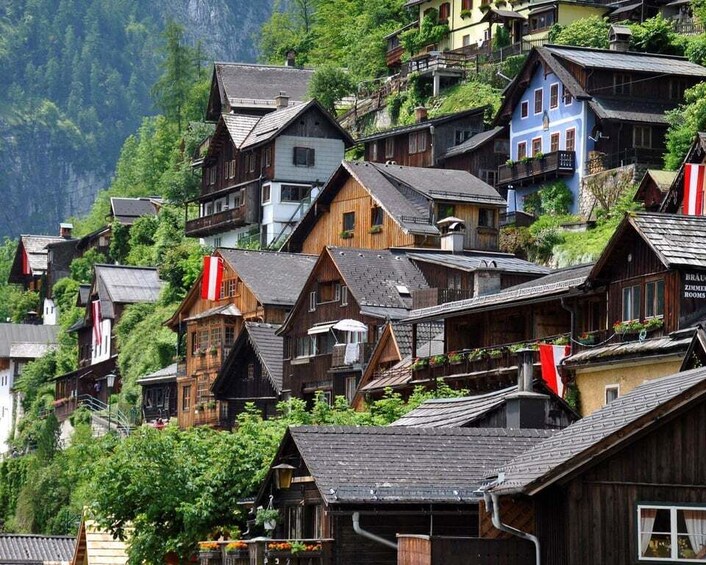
[683, 163, 706, 215]
[201, 256, 224, 301]
[92, 300, 102, 345]
[539, 343, 571, 398]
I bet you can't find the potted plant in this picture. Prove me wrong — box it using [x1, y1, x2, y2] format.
[520, 155, 533, 165]
[224, 541, 248, 561]
[488, 348, 503, 359]
[198, 541, 221, 565]
[411, 357, 429, 371]
[207, 400, 217, 410]
[429, 354, 447, 368]
[505, 158, 516, 168]
[448, 351, 465, 365]
[644, 317, 664, 331]
[534, 151, 544, 161]
[340, 229, 354, 239]
[577, 332, 596, 346]
[255, 508, 280, 532]
[368, 225, 383, 234]
[460, 8, 473, 18]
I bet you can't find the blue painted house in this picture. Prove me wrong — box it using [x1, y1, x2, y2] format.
[494, 39, 706, 215]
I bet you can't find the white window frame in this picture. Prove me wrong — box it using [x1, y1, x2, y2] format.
[521, 100, 529, 119]
[645, 279, 665, 319]
[622, 284, 641, 322]
[309, 291, 317, 312]
[563, 84, 573, 106]
[262, 184, 271, 204]
[517, 141, 527, 160]
[385, 137, 395, 159]
[604, 384, 619, 405]
[371, 141, 378, 161]
[340, 286, 348, 307]
[534, 88, 543, 115]
[565, 128, 576, 152]
[637, 504, 706, 562]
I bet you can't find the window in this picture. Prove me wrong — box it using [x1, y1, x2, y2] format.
[385, 137, 395, 159]
[224, 326, 235, 346]
[637, 504, 706, 561]
[645, 279, 665, 319]
[480, 169, 497, 187]
[343, 211, 355, 232]
[215, 201, 222, 213]
[517, 141, 527, 160]
[208, 166, 216, 186]
[530, 10, 554, 31]
[318, 281, 340, 303]
[438, 2, 450, 22]
[261, 184, 271, 204]
[341, 285, 348, 306]
[532, 137, 542, 156]
[634, 126, 652, 149]
[182, 385, 191, 412]
[455, 129, 473, 145]
[521, 100, 529, 119]
[409, 131, 427, 154]
[463, 34, 471, 47]
[221, 278, 237, 298]
[622, 285, 641, 321]
[264, 146, 272, 168]
[371, 142, 378, 161]
[345, 376, 357, 404]
[309, 291, 317, 312]
[478, 208, 496, 228]
[550, 83, 559, 109]
[296, 336, 312, 358]
[563, 84, 573, 105]
[462, 0, 472, 8]
[605, 385, 619, 405]
[550, 132, 560, 153]
[494, 139, 509, 154]
[371, 206, 383, 227]
[670, 79, 687, 101]
[534, 88, 543, 114]
[281, 184, 310, 202]
[437, 204, 455, 221]
[247, 363, 255, 380]
[565, 129, 576, 152]
[614, 73, 632, 95]
[248, 153, 256, 173]
[293, 146, 315, 167]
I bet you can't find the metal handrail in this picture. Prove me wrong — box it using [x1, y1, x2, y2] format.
[77, 395, 133, 436]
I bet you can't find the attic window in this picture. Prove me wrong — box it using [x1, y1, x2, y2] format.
[396, 285, 410, 296]
[293, 147, 315, 167]
[563, 84, 573, 105]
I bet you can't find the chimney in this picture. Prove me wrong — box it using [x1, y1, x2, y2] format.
[285, 50, 297, 67]
[505, 348, 550, 429]
[59, 223, 73, 239]
[609, 24, 632, 52]
[275, 91, 290, 110]
[437, 217, 466, 254]
[415, 106, 428, 123]
[473, 260, 501, 297]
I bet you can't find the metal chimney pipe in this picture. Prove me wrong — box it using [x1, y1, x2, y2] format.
[517, 348, 534, 393]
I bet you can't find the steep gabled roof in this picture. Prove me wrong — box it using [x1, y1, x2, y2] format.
[93, 265, 163, 319]
[440, 126, 505, 160]
[0, 534, 75, 564]
[8, 235, 66, 283]
[284, 426, 555, 504]
[407, 263, 592, 323]
[0, 324, 59, 359]
[109, 197, 161, 226]
[492, 366, 706, 495]
[222, 113, 261, 148]
[218, 249, 317, 307]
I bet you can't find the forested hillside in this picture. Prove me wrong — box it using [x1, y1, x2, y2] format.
[0, 0, 272, 239]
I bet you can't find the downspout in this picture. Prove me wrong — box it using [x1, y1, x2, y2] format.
[352, 512, 398, 550]
[483, 491, 541, 565]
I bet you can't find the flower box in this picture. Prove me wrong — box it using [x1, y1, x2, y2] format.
[198, 550, 222, 565]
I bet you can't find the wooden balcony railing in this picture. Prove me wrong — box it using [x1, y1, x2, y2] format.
[412, 288, 475, 310]
[497, 151, 575, 187]
[401, 51, 468, 77]
[199, 539, 334, 565]
[185, 207, 247, 237]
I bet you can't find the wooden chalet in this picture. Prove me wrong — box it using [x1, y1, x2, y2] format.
[437, 126, 510, 190]
[136, 363, 178, 424]
[278, 247, 429, 405]
[189, 98, 353, 249]
[359, 107, 486, 168]
[166, 249, 316, 428]
[211, 322, 283, 427]
[562, 212, 706, 415]
[634, 169, 677, 212]
[54, 265, 164, 422]
[109, 196, 161, 226]
[252, 425, 554, 565]
[283, 161, 506, 255]
[473, 367, 706, 565]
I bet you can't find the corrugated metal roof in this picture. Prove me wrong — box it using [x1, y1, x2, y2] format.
[0, 534, 74, 564]
[493, 366, 706, 494]
[0, 324, 59, 359]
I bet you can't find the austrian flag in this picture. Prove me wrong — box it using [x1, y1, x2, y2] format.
[539, 343, 571, 398]
[92, 300, 102, 345]
[201, 256, 224, 301]
[683, 163, 706, 216]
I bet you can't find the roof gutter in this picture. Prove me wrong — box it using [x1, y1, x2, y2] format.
[482, 490, 540, 564]
[352, 512, 398, 550]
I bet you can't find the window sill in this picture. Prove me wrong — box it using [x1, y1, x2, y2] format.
[291, 357, 311, 365]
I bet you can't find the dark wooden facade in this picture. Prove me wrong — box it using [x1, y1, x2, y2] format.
[532, 396, 706, 565]
[440, 132, 510, 189]
[141, 381, 177, 423]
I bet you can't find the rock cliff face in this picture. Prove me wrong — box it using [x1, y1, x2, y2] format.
[0, 0, 273, 239]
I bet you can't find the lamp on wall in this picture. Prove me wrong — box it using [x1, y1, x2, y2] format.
[272, 463, 296, 490]
[542, 110, 550, 131]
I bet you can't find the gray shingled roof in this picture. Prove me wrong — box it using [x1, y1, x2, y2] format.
[441, 127, 505, 159]
[218, 249, 317, 306]
[239, 101, 315, 150]
[0, 324, 59, 358]
[183, 304, 242, 322]
[407, 263, 592, 323]
[546, 45, 706, 77]
[222, 113, 261, 148]
[0, 534, 75, 563]
[94, 265, 163, 319]
[289, 426, 555, 504]
[214, 62, 314, 107]
[589, 97, 674, 125]
[245, 322, 283, 391]
[391, 387, 518, 428]
[493, 366, 706, 495]
[20, 235, 65, 275]
[329, 248, 429, 316]
[406, 251, 550, 276]
[109, 197, 160, 225]
[629, 212, 706, 268]
[391, 321, 444, 359]
[136, 363, 177, 385]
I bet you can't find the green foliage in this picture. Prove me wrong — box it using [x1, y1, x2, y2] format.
[685, 34, 706, 66]
[548, 17, 610, 49]
[523, 181, 573, 217]
[665, 82, 706, 170]
[9, 291, 40, 324]
[0, 238, 23, 322]
[69, 249, 106, 283]
[308, 65, 355, 113]
[493, 26, 511, 50]
[400, 8, 450, 55]
[629, 15, 682, 55]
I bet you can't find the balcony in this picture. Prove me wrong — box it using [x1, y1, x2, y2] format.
[330, 342, 375, 369]
[401, 51, 467, 78]
[584, 148, 664, 176]
[185, 207, 247, 237]
[198, 539, 333, 565]
[412, 288, 475, 310]
[497, 151, 575, 188]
